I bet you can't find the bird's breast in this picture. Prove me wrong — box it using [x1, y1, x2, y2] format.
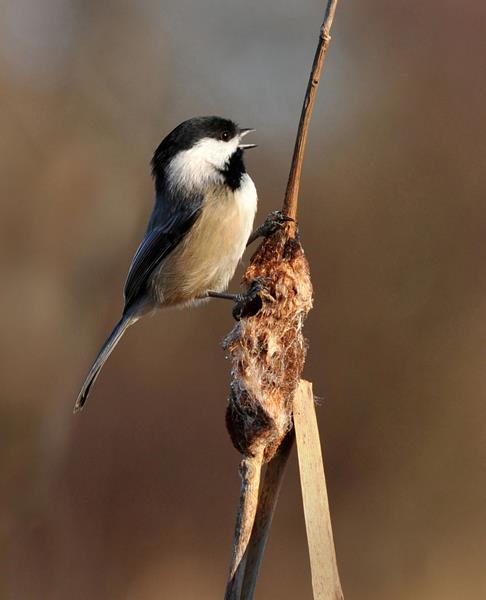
[154, 175, 257, 305]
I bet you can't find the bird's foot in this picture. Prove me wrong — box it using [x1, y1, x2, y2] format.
[247, 211, 294, 246]
[232, 276, 271, 320]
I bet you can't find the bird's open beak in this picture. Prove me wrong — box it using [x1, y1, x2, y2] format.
[239, 128, 257, 150]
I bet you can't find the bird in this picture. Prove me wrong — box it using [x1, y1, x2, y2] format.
[75, 115, 285, 413]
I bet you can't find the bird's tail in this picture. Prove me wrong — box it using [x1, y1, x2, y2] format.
[74, 315, 136, 413]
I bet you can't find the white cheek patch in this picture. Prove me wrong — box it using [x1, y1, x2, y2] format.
[197, 137, 239, 168]
[167, 137, 239, 192]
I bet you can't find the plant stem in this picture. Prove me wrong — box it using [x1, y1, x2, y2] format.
[282, 0, 340, 222]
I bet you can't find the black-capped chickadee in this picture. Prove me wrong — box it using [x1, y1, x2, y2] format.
[75, 116, 267, 412]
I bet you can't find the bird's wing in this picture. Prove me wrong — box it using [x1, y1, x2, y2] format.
[123, 193, 203, 311]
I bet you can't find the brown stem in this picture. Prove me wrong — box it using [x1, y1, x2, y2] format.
[282, 0, 340, 222]
[224, 1, 341, 597]
[225, 449, 265, 600]
[240, 432, 295, 600]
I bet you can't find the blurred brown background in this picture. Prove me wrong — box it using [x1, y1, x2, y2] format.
[1, 1, 486, 598]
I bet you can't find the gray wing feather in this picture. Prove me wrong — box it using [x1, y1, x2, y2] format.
[123, 189, 203, 311]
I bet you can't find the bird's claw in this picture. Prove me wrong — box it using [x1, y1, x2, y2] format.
[233, 276, 271, 320]
[247, 211, 294, 245]
[258, 210, 294, 238]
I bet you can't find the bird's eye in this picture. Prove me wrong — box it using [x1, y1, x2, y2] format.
[221, 131, 231, 142]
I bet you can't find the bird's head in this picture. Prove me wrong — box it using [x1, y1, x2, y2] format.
[151, 116, 256, 192]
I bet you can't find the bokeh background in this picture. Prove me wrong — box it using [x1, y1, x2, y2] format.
[1, 1, 486, 598]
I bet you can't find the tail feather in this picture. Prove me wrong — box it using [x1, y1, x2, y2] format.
[74, 315, 135, 412]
